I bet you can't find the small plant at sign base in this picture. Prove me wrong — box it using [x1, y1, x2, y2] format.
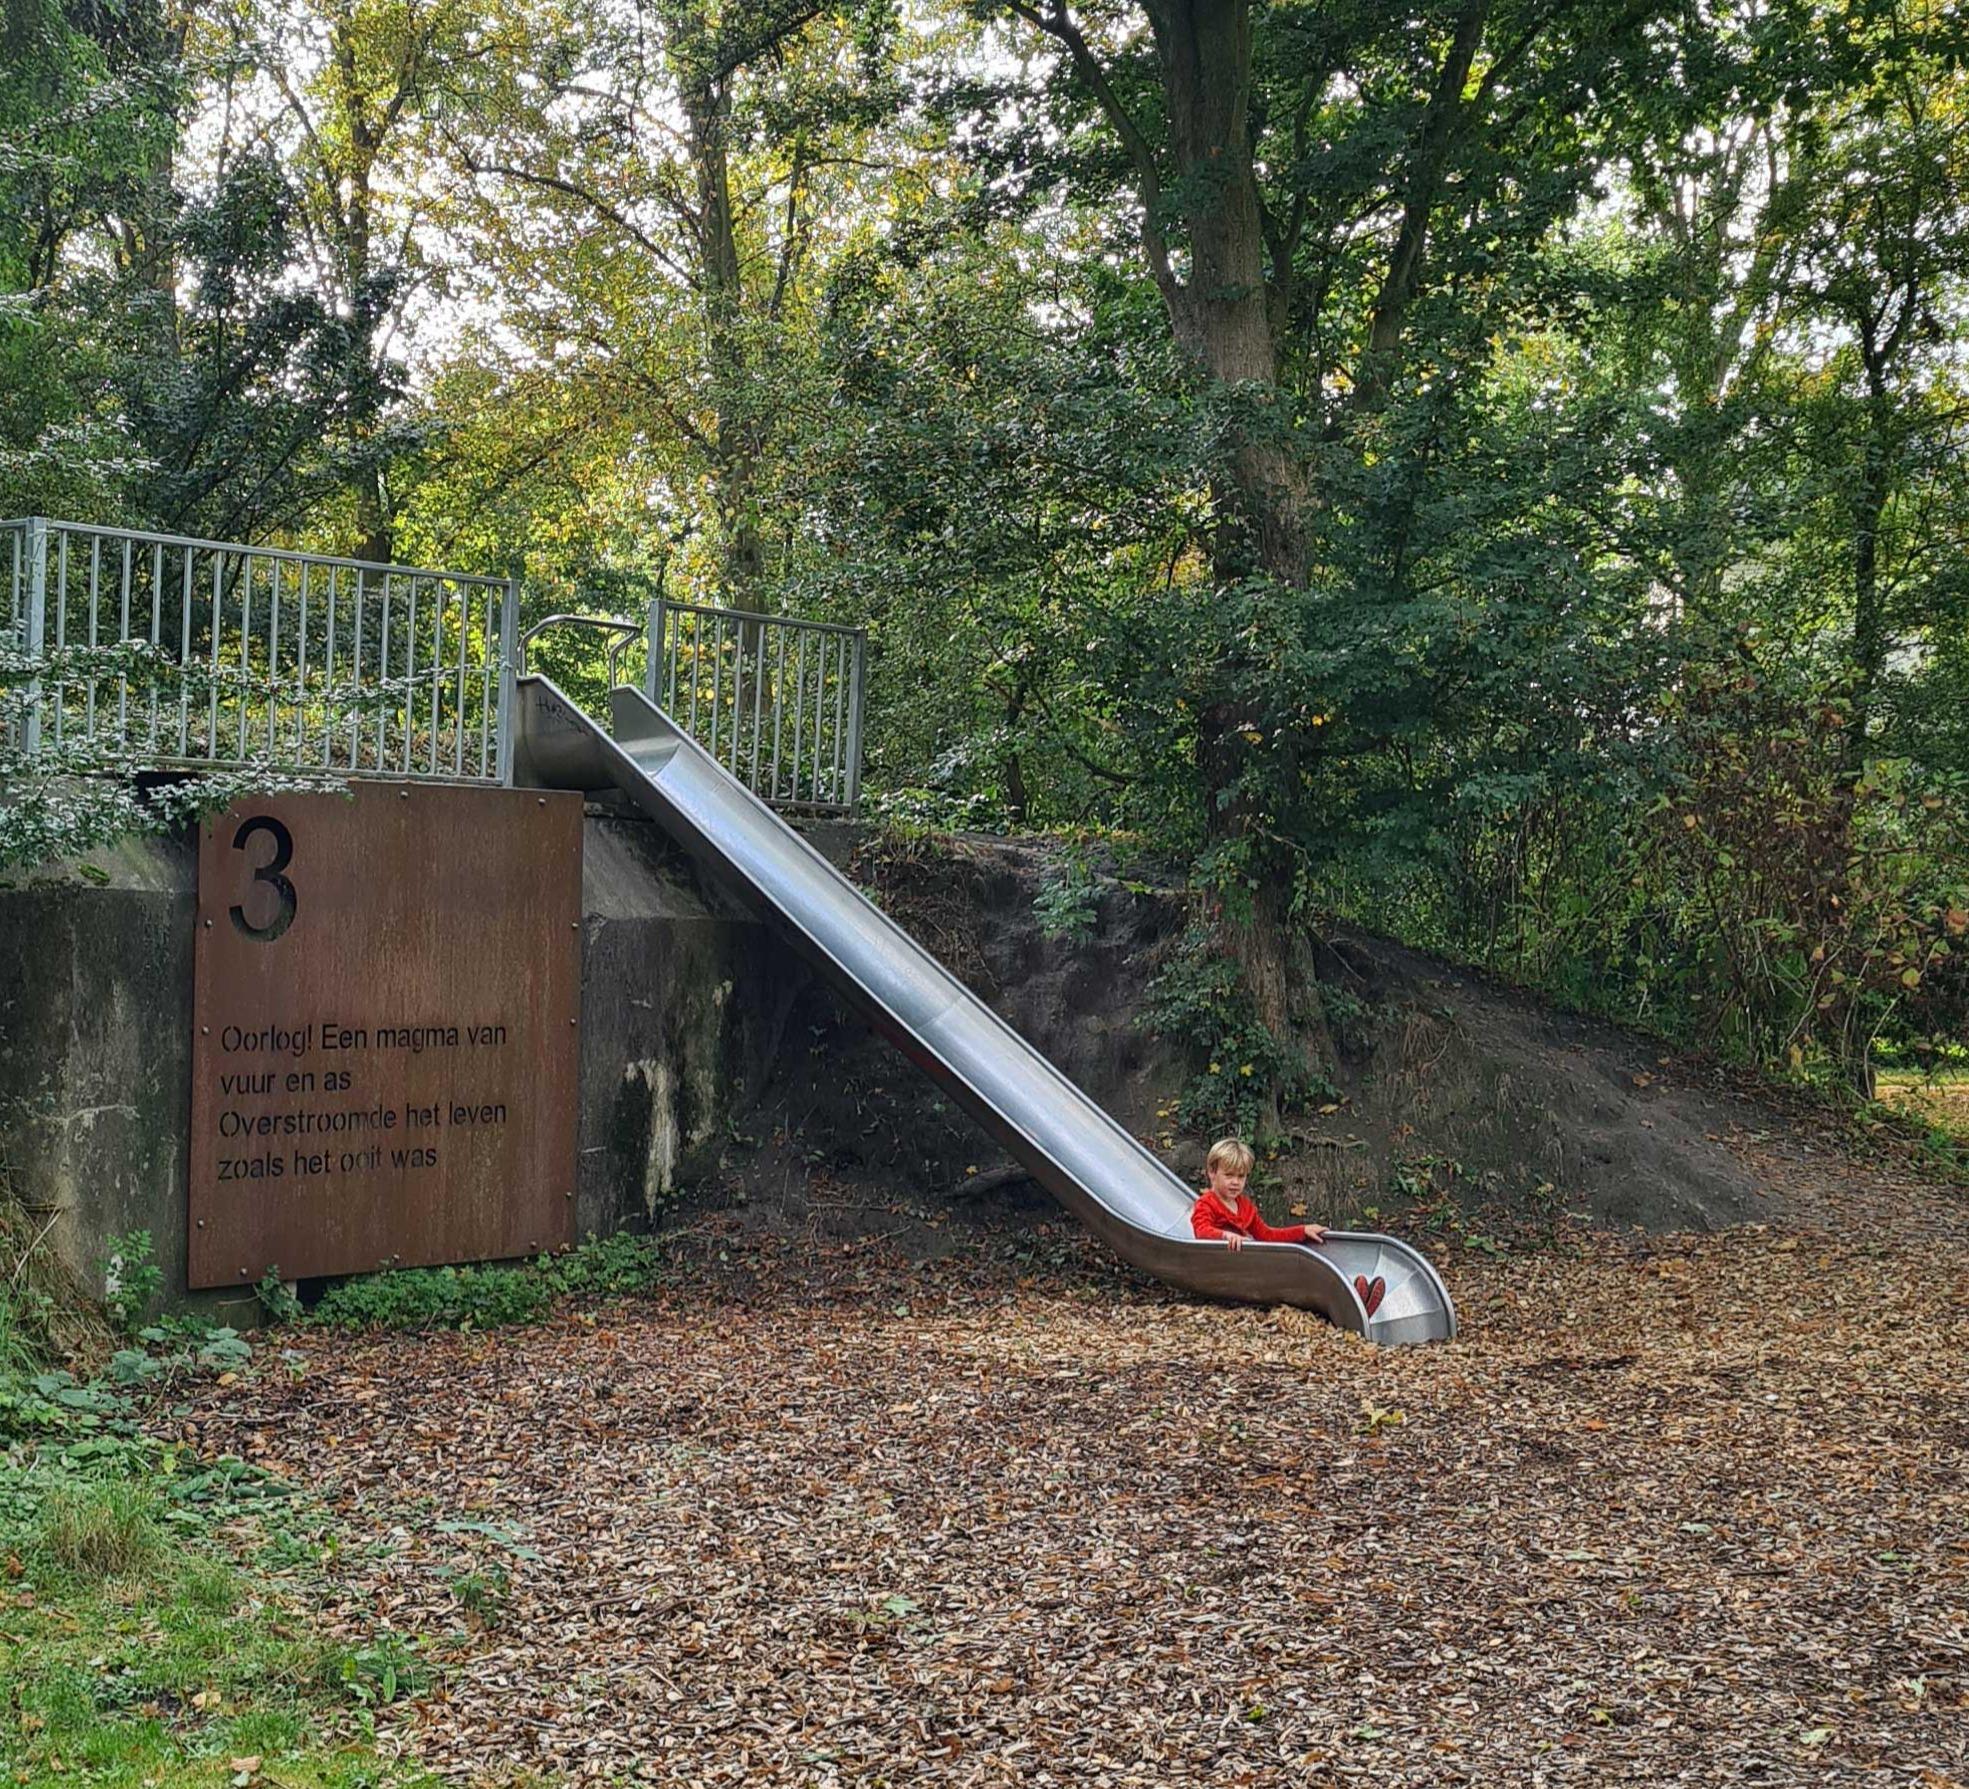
[311, 1263, 556, 1332]
[256, 1269, 304, 1325]
[98, 1229, 163, 1336]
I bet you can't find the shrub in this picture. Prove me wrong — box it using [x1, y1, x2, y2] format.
[310, 1232, 670, 1332]
[1144, 923, 1321, 1138]
[1642, 671, 1969, 1091]
[98, 1229, 163, 1336]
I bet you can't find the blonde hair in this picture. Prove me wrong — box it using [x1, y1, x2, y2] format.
[1206, 1137, 1254, 1177]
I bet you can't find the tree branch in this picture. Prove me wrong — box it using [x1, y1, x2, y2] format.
[1262, 69, 1328, 331]
[1351, 0, 1491, 410]
[1002, 0, 1182, 307]
[462, 156, 700, 289]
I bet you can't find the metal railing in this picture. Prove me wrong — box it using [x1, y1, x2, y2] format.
[517, 613, 644, 687]
[2, 518, 518, 782]
[647, 598, 865, 812]
[0, 520, 868, 811]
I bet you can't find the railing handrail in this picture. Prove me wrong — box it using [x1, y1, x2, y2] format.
[6, 517, 516, 786]
[3, 522, 865, 805]
[0, 517, 509, 589]
[518, 613, 643, 688]
[656, 596, 866, 642]
[648, 595, 866, 812]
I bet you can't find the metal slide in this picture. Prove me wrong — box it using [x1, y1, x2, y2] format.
[513, 675, 1456, 1345]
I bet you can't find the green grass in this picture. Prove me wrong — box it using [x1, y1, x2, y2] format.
[34, 1478, 164, 1577]
[0, 1542, 433, 1788]
[0, 1217, 680, 1783]
[1878, 1067, 1969, 1139]
[1872, 1067, 1969, 1182]
[0, 1281, 437, 1789]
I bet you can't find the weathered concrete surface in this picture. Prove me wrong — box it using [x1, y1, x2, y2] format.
[0, 834, 205, 1310]
[574, 817, 806, 1241]
[0, 810, 807, 1313]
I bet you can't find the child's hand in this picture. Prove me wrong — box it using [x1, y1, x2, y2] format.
[1303, 1225, 1329, 1245]
[1224, 1233, 1244, 1251]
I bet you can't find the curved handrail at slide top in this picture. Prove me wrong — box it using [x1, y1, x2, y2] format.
[512, 674, 1456, 1346]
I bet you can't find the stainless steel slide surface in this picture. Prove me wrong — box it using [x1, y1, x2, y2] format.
[514, 675, 1456, 1345]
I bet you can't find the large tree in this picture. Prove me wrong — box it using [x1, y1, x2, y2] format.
[988, 0, 1675, 1041]
[442, 0, 900, 604]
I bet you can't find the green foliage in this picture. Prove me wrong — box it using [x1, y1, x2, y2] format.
[1144, 926, 1324, 1140]
[310, 1230, 671, 1332]
[97, 1228, 163, 1337]
[1034, 848, 1101, 944]
[440, 1563, 510, 1624]
[0, 1269, 436, 1788]
[256, 1270, 306, 1326]
[1634, 672, 1969, 1085]
[542, 1230, 670, 1298]
[4, 0, 1968, 1096]
[330, 1635, 430, 1708]
[310, 1262, 555, 1332]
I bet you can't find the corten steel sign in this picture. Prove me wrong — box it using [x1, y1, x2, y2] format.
[188, 784, 582, 1288]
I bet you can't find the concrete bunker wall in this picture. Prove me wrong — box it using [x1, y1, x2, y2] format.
[0, 809, 805, 1310]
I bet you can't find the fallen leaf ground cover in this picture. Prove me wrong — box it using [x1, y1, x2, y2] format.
[176, 1152, 1969, 1788]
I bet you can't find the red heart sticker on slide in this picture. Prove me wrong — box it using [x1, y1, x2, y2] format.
[1354, 1274, 1386, 1318]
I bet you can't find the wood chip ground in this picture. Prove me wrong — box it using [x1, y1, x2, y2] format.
[179, 1151, 1969, 1786]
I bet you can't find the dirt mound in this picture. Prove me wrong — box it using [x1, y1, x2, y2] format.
[714, 834, 1812, 1243]
[1291, 927, 1768, 1234]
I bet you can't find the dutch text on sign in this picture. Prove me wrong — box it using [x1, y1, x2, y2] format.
[188, 785, 581, 1287]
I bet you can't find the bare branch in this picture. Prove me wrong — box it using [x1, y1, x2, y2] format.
[1002, 0, 1182, 306]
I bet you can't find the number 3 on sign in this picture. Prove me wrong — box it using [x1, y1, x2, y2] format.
[231, 815, 297, 942]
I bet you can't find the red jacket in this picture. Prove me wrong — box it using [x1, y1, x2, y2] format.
[1190, 1189, 1312, 1245]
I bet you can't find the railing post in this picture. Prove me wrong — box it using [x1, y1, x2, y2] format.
[22, 517, 48, 758]
[844, 627, 867, 813]
[496, 572, 520, 786]
[646, 597, 665, 706]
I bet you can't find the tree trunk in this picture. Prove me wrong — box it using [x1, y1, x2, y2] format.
[1136, 0, 1306, 1038]
[332, 8, 393, 566]
[1143, 0, 1308, 588]
[685, 77, 767, 609]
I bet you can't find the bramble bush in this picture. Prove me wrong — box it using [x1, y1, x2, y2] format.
[1639, 669, 1968, 1093]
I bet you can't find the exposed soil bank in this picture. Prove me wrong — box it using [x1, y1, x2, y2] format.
[713, 832, 1880, 1246]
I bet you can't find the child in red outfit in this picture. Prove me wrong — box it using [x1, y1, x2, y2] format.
[1190, 1137, 1386, 1316]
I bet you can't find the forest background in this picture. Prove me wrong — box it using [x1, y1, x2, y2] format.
[4, 0, 1967, 1118]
